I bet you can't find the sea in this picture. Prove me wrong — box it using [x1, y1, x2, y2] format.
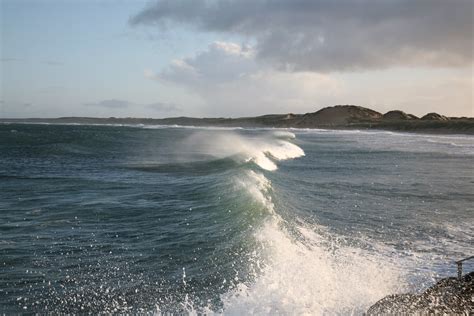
[0, 123, 473, 314]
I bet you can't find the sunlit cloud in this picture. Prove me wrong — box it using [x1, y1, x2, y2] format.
[131, 0, 473, 72]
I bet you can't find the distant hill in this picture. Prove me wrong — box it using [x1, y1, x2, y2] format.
[383, 110, 418, 120]
[421, 112, 449, 121]
[2, 105, 473, 134]
[294, 105, 382, 127]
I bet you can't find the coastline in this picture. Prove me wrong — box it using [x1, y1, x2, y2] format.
[1, 117, 473, 136]
[0, 105, 474, 135]
[2, 105, 473, 135]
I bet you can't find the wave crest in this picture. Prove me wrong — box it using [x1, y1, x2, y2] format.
[180, 131, 304, 171]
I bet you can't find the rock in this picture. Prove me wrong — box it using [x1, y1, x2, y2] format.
[421, 112, 449, 121]
[367, 272, 474, 314]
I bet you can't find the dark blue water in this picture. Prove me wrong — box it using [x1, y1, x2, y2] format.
[1, 123, 473, 314]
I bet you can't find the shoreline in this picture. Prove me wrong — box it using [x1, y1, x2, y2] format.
[2, 105, 473, 135]
[1, 119, 473, 136]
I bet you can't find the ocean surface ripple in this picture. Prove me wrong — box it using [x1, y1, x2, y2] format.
[1, 124, 473, 314]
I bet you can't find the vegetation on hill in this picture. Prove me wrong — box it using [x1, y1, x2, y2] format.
[2, 105, 473, 134]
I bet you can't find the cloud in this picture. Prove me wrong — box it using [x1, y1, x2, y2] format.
[131, 0, 473, 72]
[85, 99, 131, 109]
[145, 41, 341, 116]
[152, 41, 258, 85]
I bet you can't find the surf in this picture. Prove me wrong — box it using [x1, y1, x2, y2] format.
[173, 131, 305, 171]
[158, 131, 408, 314]
[3, 124, 470, 314]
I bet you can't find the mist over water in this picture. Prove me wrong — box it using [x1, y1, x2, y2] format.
[172, 131, 304, 171]
[0, 124, 472, 314]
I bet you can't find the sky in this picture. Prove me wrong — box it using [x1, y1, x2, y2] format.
[1, 0, 473, 118]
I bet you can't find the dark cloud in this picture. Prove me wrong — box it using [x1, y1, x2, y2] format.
[85, 99, 131, 109]
[147, 102, 181, 112]
[131, 0, 473, 72]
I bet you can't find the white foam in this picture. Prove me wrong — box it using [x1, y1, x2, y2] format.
[221, 219, 404, 315]
[235, 170, 275, 213]
[143, 124, 244, 131]
[272, 131, 296, 139]
[298, 127, 474, 155]
[221, 171, 407, 315]
[148, 139, 410, 314]
[180, 131, 305, 171]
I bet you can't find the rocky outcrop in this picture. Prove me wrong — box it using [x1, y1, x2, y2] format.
[421, 112, 449, 121]
[383, 110, 418, 120]
[367, 272, 474, 314]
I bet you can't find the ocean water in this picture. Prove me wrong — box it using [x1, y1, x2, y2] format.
[0, 123, 473, 314]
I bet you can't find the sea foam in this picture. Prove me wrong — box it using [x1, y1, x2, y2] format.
[217, 169, 406, 315]
[173, 132, 406, 314]
[179, 131, 304, 171]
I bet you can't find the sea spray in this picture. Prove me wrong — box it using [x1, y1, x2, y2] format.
[219, 168, 406, 315]
[2, 124, 470, 314]
[177, 131, 304, 171]
[153, 131, 407, 314]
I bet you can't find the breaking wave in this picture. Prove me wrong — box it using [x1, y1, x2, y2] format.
[6, 125, 463, 314]
[160, 131, 407, 314]
[175, 131, 305, 171]
[219, 172, 404, 314]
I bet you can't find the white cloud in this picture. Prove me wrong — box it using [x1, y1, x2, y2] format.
[144, 41, 473, 117]
[145, 41, 342, 116]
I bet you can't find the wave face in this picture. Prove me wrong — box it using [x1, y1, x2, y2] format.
[0, 123, 473, 314]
